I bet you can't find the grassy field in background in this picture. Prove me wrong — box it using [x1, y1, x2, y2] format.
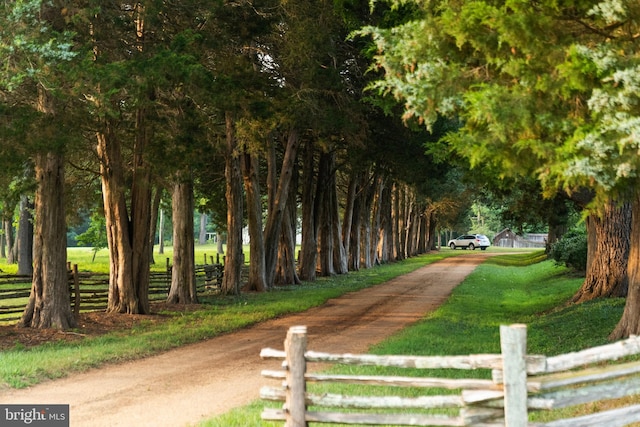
[66, 244, 233, 274]
[203, 251, 626, 427]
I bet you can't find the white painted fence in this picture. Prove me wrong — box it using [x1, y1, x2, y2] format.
[260, 324, 640, 426]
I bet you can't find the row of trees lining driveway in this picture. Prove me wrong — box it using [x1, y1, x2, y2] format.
[1, 1, 638, 339]
[0, 1, 466, 330]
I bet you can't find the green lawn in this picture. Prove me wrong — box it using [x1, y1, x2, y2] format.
[66, 244, 230, 274]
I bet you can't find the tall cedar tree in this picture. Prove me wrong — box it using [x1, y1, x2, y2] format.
[86, 1, 215, 311]
[0, 1, 77, 329]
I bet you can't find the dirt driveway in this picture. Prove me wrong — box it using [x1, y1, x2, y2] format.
[0, 253, 491, 426]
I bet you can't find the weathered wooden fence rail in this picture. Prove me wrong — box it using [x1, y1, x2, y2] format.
[0, 274, 37, 321]
[260, 324, 640, 426]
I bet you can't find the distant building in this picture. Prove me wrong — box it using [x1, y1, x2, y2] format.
[493, 228, 547, 249]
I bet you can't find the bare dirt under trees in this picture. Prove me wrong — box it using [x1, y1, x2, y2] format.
[0, 253, 493, 427]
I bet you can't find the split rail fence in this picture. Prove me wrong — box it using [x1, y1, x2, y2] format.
[0, 257, 225, 323]
[260, 324, 640, 426]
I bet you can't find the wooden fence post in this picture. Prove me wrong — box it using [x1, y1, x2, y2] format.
[73, 264, 80, 317]
[501, 324, 528, 427]
[166, 258, 171, 291]
[284, 325, 308, 427]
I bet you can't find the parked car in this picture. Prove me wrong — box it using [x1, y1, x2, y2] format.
[448, 234, 491, 250]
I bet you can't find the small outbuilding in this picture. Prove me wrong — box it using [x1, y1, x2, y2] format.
[493, 228, 547, 249]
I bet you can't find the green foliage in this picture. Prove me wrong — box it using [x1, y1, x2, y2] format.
[75, 211, 108, 262]
[467, 201, 500, 237]
[361, 0, 640, 206]
[549, 226, 588, 272]
[0, 0, 77, 91]
[560, 35, 640, 199]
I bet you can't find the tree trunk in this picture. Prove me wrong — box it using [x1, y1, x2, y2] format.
[16, 195, 34, 276]
[318, 204, 335, 276]
[198, 213, 207, 245]
[149, 186, 162, 264]
[370, 177, 384, 265]
[378, 184, 393, 263]
[129, 108, 153, 314]
[21, 151, 75, 329]
[159, 208, 165, 254]
[331, 193, 348, 274]
[349, 174, 362, 271]
[275, 155, 301, 286]
[167, 176, 197, 304]
[97, 125, 140, 314]
[242, 150, 267, 292]
[263, 128, 300, 286]
[394, 185, 401, 259]
[91, 4, 152, 314]
[610, 192, 640, 340]
[546, 195, 571, 250]
[275, 200, 301, 285]
[417, 206, 427, 253]
[222, 111, 244, 295]
[342, 171, 358, 264]
[413, 210, 421, 255]
[5, 217, 15, 264]
[328, 155, 347, 274]
[298, 141, 318, 281]
[21, 83, 75, 329]
[267, 140, 277, 219]
[217, 233, 224, 255]
[359, 172, 377, 269]
[426, 208, 438, 251]
[405, 192, 416, 257]
[573, 200, 630, 303]
[317, 152, 335, 276]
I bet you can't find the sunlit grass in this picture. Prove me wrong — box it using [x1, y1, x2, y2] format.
[66, 243, 232, 274]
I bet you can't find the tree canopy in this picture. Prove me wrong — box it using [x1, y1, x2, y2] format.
[362, 0, 640, 204]
[1, 0, 620, 330]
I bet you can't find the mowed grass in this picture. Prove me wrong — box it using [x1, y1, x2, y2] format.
[66, 244, 228, 274]
[203, 251, 627, 427]
[0, 247, 463, 388]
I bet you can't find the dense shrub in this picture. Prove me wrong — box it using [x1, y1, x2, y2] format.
[549, 228, 588, 272]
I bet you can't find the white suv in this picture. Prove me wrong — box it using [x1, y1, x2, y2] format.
[448, 234, 491, 251]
